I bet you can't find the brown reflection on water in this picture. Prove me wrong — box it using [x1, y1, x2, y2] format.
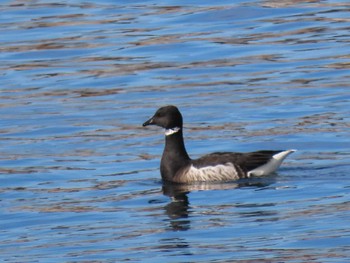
[2, 0, 348, 80]
[262, 0, 348, 8]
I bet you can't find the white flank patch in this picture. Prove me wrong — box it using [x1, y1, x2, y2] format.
[185, 163, 240, 182]
[247, 149, 296, 177]
[165, 127, 181, 136]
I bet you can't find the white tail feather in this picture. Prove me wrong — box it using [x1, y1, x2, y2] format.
[247, 149, 296, 177]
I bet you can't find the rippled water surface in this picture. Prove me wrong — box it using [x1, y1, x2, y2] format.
[1, 0, 350, 262]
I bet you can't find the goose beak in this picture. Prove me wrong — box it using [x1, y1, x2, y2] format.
[142, 117, 154, 127]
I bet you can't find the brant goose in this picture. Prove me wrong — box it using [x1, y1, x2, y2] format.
[143, 105, 295, 183]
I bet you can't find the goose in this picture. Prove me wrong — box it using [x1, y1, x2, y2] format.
[143, 105, 295, 183]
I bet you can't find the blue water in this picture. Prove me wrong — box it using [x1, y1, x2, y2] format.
[1, 1, 350, 262]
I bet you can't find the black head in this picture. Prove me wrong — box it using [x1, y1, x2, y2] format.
[143, 105, 183, 129]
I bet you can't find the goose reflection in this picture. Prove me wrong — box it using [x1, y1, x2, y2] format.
[162, 183, 191, 231]
[161, 176, 276, 231]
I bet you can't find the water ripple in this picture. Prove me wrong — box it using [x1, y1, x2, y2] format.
[1, 0, 350, 262]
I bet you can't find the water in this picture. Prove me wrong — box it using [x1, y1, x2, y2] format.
[1, 0, 350, 262]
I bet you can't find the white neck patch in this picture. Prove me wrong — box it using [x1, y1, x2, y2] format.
[165, 127, 181, 136]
